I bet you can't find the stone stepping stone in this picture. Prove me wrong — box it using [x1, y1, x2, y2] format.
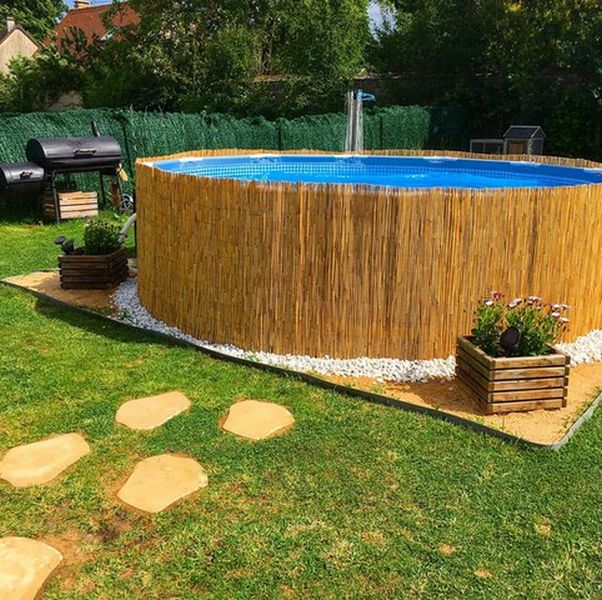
[222, 399, 295, 440]
[117, 454, 207, 513]
[0, 537, 62, 599]
[116, 391, 191, 430]
[0, 433, 90, 488]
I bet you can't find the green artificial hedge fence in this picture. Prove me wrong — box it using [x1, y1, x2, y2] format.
[0, 105, 467, 207]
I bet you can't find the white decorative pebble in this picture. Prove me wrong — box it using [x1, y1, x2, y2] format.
[557, 329, 602, 366]
[113, 280, 601, 382]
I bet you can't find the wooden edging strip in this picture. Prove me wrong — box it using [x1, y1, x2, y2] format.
[1, 276, 600, 451]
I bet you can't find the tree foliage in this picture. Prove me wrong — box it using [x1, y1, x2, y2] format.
[81, 0, 370, 116]
[2, 0, 602, 159]
[0, 50, 82, 112]
[0, 0, 67, 42]
[373, 0, 602, 157]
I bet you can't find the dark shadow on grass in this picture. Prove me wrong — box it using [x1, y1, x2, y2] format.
[33, 297, 172, 348]
[0, 195, 43, 224]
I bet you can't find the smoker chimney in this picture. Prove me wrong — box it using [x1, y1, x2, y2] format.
[73, 0, 91, 9]
[5, 16, 16, 31]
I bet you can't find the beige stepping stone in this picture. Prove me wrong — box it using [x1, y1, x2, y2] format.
[222, 399, 295, 440]
[116, 391, 191, 430]
[117, 454, 207, 513]
[0, 433, 90, 488]
[0, 537, 62, 600]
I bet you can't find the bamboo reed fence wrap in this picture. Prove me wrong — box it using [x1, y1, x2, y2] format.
[136, 150, 602, 360]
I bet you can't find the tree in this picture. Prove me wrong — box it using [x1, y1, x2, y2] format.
[371, 0, 602, 159]
[0, 0, 67, 42]
[371, 0, 505, 104]
[81, 0, 370, 116]
[0, 50, 82, 112]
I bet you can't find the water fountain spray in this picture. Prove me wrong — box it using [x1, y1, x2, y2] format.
[345, 89, 376, 152]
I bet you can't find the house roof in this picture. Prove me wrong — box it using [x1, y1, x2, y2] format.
[0, 24, 41, 49]
[51, 2, 139, 50]
[503, 126, 545, 140]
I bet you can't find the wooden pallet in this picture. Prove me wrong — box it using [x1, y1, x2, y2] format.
[456, 336, 570, 414]
[58, 248, 128, 290]
[44, 191, 98, 220]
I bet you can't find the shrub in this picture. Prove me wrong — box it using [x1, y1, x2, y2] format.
[83, 218, 121, 255]
[471, 292, 569, 357]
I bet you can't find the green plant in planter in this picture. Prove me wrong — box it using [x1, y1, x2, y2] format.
[83, 218, 122, 255]
[471, 292, 569, 357]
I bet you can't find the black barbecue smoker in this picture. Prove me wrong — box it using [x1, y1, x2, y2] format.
[0, 121, 129, 223]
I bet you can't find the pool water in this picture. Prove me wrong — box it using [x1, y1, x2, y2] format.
[151, 154, 602, 189]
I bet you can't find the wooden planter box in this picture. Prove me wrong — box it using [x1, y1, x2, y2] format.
[456, 336, 570, 414]
[58, 248, 128, 290]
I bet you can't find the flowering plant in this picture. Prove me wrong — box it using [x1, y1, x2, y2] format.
[471, 292, 569, 357]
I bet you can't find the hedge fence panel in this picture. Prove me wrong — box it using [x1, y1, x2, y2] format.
[0, 105, 468, 212]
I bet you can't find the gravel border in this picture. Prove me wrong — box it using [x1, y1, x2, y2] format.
[558, 329, 602, 365]
[113, 279, 602, 382]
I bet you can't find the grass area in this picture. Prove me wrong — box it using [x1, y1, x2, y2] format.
[0, 219, 601, 599]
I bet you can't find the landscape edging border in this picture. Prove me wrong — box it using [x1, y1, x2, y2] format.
[2, 277, 600, 451]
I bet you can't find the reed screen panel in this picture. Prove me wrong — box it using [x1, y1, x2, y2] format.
[136, 150, 602, 359]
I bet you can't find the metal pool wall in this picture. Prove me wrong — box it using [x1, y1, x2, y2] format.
[136, 150, 602, 360]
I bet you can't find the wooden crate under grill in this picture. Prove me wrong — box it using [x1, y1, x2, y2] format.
[44, 191, 98, 220]
[58, 248, 128, 290]
[456, 336, 570, 414]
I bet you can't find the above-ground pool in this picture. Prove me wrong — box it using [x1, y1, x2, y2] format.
[152, 154, 602, 189]
[136, 150, 602, 360]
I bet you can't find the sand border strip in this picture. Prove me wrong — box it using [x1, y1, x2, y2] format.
[2, 276, 600, 450]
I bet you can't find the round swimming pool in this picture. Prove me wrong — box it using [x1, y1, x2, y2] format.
[151, 154, 602, 189]
[137, 150, 602, 360]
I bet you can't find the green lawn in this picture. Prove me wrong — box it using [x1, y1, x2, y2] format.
[0, 219, 601, 599]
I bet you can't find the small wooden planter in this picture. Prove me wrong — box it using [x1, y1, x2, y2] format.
[58, 248, 128, 290]
[456, 336, 570, 414]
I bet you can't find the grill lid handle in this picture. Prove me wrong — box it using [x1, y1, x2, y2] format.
[20, 171, 33, 179]
[73, 148, 97, 157]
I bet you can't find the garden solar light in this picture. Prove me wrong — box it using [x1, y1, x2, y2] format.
[54, 236, 75, 255]
[500, 326, 521, 352]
